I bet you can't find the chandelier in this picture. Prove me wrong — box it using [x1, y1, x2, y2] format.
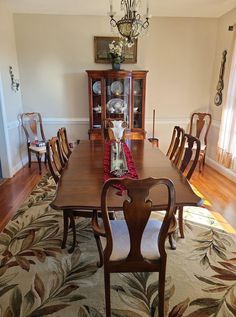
[108, 0, 151, 46]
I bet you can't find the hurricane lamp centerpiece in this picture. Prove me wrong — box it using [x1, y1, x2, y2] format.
[108, 0, 151, 47]
[109, 120, 128, 177]
[108, 40, 125, 70]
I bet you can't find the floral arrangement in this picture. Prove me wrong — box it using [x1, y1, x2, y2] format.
[108, 40, 125, 64]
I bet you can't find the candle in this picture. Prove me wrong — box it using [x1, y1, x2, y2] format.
[109, 0, 113, 13]
[146, 0, 149, 16]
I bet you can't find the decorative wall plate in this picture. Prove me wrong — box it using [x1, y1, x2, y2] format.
[92, 81, 101, 95]
[107, 98, 127, 114]
[111, 81, 123, 95]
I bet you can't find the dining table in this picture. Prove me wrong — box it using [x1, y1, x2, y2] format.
[50, 139, 203, 251]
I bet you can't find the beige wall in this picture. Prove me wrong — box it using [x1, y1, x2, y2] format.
[0, 0, 24, 177]
[210, 7, 236, 122]
[207, 7, 236, 182]
[14, 14, 218, 152]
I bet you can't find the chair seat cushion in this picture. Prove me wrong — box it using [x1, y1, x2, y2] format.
[100, 219, 162, 261]
[29, 145, 46, 153]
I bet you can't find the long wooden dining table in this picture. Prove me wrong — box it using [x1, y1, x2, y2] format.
[51, 139, 202, 211]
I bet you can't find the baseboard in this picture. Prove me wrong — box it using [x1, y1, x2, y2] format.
[12, 157, 28, 176]
[206, 157, 236, 184]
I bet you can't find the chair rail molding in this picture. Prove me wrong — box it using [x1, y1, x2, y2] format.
[43, 117, 89, 125]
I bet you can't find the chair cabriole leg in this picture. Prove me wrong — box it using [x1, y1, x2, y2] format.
[178, 206, 185, 238]
[36, 152, 42, 174]
[94, 234, 104, 268]
[158, 266, 166, 317]
[68, 213, 76, 253]
[104, 271, 111, 317]
[28, 148, 31, 168]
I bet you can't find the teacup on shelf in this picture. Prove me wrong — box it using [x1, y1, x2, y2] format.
[93, 105, 101, 113]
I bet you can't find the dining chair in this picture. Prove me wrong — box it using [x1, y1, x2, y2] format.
[21, 112, 46, 174]
[189, 112, 212, 172]
[174, 133, 201, 239]
[46, 137, 64, 183]
[92, 177, 176, 317]
[47, 136, 114, 253]
[166, 126, 185, 162]
[57, 127, 72, 164]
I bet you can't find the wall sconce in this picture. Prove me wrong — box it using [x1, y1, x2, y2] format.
[9, 66, 20, 92]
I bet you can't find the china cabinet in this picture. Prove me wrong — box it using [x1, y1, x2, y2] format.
[86, 70, 148, 140]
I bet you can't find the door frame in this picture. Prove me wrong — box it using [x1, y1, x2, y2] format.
[0, 72, 12, 178]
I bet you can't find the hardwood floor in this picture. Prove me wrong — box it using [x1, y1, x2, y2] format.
[0, 163, 47, 231]
[0, 163, 235, 231]
[191, 165, 236, 229]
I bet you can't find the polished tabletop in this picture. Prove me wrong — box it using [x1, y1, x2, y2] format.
[51, 140, 202, 211]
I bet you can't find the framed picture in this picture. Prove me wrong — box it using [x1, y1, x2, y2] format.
[94, 36, 137, 64]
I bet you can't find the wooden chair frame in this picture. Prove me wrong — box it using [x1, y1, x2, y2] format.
[46, 137, 64, 184]
[175, 133, 201, 238]
[92, 177, 176, 317]
[166, 126, 185, 162]
[57, 127, 72, 164]
[21, 112, 46, 174]
[189, 112, 212, 172]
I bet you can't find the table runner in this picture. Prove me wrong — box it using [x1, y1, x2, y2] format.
[104, 141, 138, 195]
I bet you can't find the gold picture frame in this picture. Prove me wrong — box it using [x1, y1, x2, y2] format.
[94, 36, 137, 64]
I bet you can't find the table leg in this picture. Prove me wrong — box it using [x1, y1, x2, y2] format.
[62, 212, 69, 249]
[68, 213, 76, 253]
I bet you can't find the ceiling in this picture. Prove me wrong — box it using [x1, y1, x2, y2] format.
[7, 0, 236, 18]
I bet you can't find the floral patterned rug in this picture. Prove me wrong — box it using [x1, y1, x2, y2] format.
[0, 174, 235, 317]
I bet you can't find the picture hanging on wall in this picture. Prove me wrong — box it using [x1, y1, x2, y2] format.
[94, 36, 137, 64]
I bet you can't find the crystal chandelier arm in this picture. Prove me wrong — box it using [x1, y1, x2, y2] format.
[142, 18, 149, 29]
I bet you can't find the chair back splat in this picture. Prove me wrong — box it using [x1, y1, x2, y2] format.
[46, 137, 64, 183]
[176, 133, 201, 180]
[190, 112, 212, 145]
[189, 112, 212, 172]
[57, 127, 72, 162]
[166, 126, 185, 162]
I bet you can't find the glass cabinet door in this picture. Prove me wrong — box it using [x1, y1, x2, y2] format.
[105, 77, 131, 126]
[133, 79, 143, 128]
[91, 78, 102, 128]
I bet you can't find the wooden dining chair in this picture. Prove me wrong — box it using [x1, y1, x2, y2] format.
[166, 126, 185, 162]
[21, 112, 46, 174]
[92, 177, 176, 317]
[47, 136, 114, 253]
[46, 137, 64, 184]
[174, 133, 201, 238]
[189, 112, 212, 172]
[57, 127, 72, 164]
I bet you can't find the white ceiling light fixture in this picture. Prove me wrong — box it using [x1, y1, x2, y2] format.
[108, 0, 151, 47]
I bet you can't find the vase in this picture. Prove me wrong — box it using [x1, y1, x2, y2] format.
[112, 62, 121, 71]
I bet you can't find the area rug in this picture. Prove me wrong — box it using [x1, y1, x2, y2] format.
[0, 174, 235, 317]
